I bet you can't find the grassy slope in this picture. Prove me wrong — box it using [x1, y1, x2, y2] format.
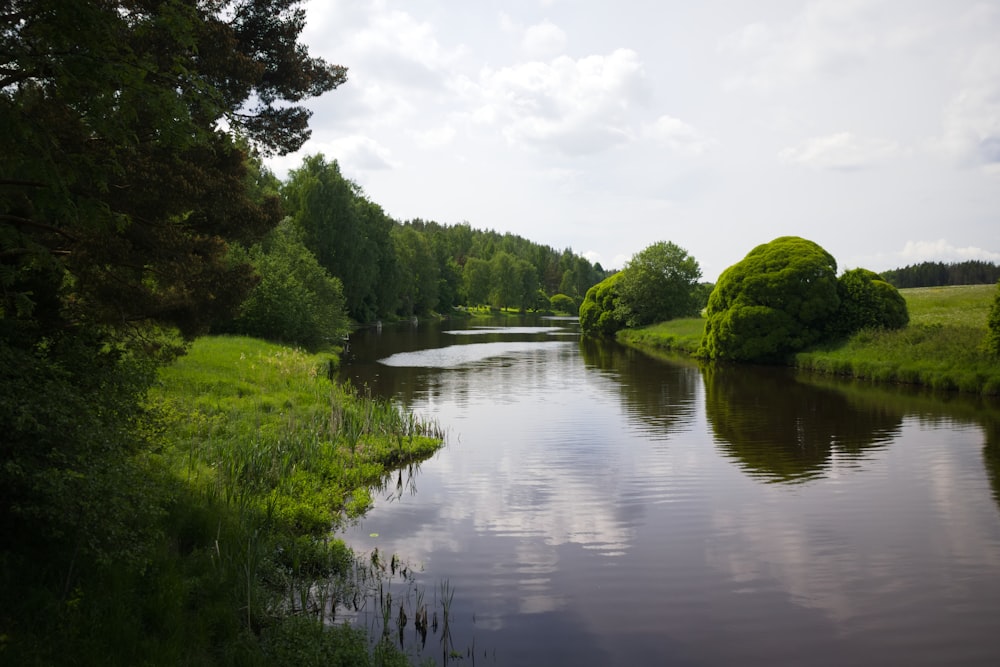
[617, 284, 1000, 395]
[153, 336, 444, 663]
[7, 336, 443, 666]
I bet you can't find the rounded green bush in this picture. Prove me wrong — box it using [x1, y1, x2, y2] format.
[579, 272, 627, 338]
[834, 268, 909, 336]
[699, 236, 840, 362]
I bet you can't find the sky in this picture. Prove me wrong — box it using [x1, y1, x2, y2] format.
[265, 0, 1000, 281]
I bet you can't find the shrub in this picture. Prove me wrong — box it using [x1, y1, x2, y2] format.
[220, 221, 350, 349]
[549, 293, 577, 314]
[986, 279, 1000, 356]
[579, 272, 627, 337]
[834, 268, 908, 336]
[699, 236, 840, 362]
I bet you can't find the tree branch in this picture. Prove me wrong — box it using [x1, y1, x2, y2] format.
[0, 214, 80, 242]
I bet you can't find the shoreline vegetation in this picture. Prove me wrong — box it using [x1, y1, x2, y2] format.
[149, 336, 446, 665]
[617, 284, 1000, 396]
[4, 336, 444, 665]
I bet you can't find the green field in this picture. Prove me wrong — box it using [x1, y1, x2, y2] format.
[617, 284, 1000, 395]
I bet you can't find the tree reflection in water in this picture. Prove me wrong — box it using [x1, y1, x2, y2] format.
[702, 362, 903, 483]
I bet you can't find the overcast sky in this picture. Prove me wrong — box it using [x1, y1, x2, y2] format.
[266, 0, 1000, 281]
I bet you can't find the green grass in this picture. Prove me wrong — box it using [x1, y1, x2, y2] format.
[152, 336, 445, 662]
[4, 335, 443, 665]
[900, 284, 994, 327]
[616, 317, 706, 355]
[796, 285, 999, 394]
[617, 284, 1000, 395]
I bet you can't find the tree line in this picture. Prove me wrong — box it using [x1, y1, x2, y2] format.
[218, 154, 610, 347]
[881, 260, 1000, 288]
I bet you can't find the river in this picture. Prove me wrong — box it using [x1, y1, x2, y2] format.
[336, 315, 1000, 667]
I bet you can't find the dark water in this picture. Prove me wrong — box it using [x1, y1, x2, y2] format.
[337, 315, 1000, 666]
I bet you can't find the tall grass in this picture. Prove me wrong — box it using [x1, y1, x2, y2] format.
[796, 285, 1000, 394]
[134, 336, 443, 663]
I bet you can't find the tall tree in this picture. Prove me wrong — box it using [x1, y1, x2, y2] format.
[282, 156, 394, 322]
[616, 241, 702, 327]
[0, 1, 346, 649]
[1, 0, 347, 343]
[392, 225, 439, 315]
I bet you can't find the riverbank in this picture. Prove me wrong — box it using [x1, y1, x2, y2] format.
[616, 284, 1000, 395]
[4, 335, 442, 665]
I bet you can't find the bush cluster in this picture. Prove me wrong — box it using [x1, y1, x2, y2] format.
[699, 237, 909, 362]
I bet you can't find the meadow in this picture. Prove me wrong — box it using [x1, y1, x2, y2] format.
[618, 284, 1000, 395]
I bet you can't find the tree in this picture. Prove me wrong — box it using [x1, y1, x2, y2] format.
[579, 272, 627, 337]
[616, 241, 702, 327]
[987, 279, 1000, 357]
[219, 220, 350, 349]
[489, 251, 520, 309]
[550, 294, 577, 314]
[699, 237, 841, 362]
[0, 1, 345, 651]
[1, 1, 347, 343]
[834, 268, 908, 336]
[282, 156, 395, 322]
[392, 225, 439, 315]
[463, 256, 492, 306]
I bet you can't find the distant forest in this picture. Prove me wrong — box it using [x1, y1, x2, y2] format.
[880, 260, 1000, 289]
[267, 155, 612, 324]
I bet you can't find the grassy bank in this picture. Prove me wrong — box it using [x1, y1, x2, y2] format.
[616, 284, 1000, 395]
[616, 316, 706, 355]
[4, 336, 442, 666]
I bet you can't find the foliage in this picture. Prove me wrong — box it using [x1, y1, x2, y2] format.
[219, 220, 350, 349]
[283, 156, 396, 322]
[0, 2, 355, 663]
[2, 336, 443, 663]
[615, 241, 702, 327]
[699, 236, 841, 362]
[1, 0, 346, 343]
[462, 256, 493, 307]
[795, 285, 1000, 394]
[579, 272, 627, 337]
[833, 268, 909, 336]
[882, 260, 1000, 288]
[392, 226, 438, 316]
[402, 218, 610, 310]
[549, 293, 578, 314]
[987, 280, 1000, 356]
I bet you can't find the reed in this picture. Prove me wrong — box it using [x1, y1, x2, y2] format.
[144, 335, 445, 663]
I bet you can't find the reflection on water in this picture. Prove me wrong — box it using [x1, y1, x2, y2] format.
[703, 363, 902, 483]
[337, 317, 1000, 667]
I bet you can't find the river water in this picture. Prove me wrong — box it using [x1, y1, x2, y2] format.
[336, 315, 1000, 667]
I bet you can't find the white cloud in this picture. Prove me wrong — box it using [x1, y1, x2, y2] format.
[324, 135, 400, 171]
[472, 49, 648, 155]
[847, 240, 1000, 273]
[780, 132, 897, 170]
[939, 42, 1000, 169]
[521, 20, 568, 59]
[644, 115, 715, 156]
[721, 0, 892, 91]
[898, 240, 1000, 264]
[412, 125, 457, 149]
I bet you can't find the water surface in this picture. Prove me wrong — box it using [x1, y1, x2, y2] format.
[337, 316, 1000, 666]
